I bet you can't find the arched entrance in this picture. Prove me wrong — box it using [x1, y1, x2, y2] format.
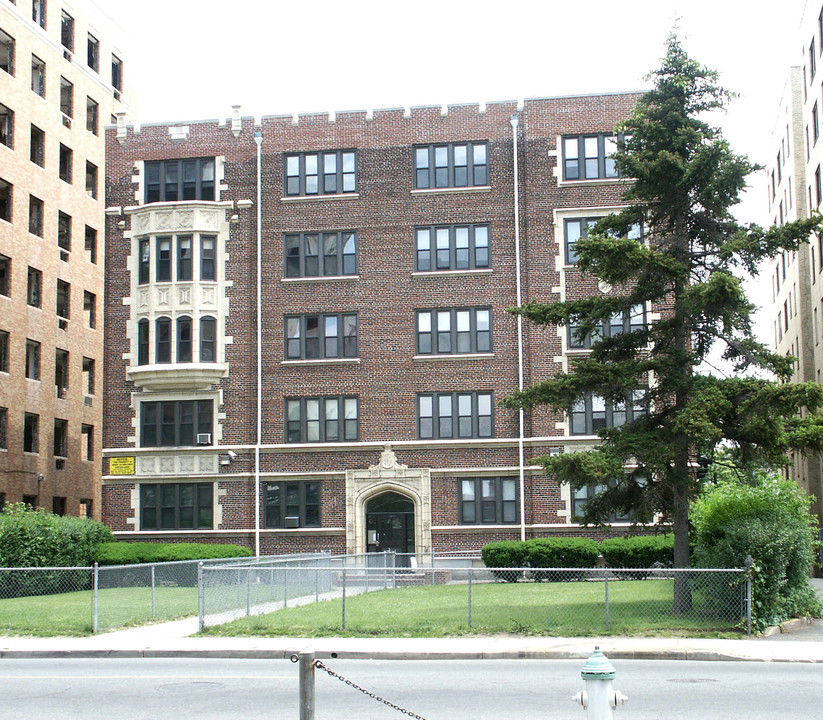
[366, 491, 415, 564]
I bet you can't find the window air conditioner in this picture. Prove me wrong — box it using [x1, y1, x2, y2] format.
[284, 516, 299, 528]
[196, 433, 212, 445]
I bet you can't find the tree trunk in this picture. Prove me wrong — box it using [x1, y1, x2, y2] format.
[672, 475, 692, 614]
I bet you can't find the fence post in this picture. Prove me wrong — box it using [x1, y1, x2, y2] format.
[298, 650, 316, 720]
[92, 563, 99, 634]
[745, 555, 753, 637]
[342, 568, 347, 630]
[468, 567, 473, 628]
[604, 570, 610, 632]
[284, 566, 289, 609]
[151, 565, 156, 619]
[198, 562, 204, 632]
[246, 566, 252, 617]
[315, 559, 319, 603]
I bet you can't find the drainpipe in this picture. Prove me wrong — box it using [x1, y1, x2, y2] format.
[254, 130, 263, 557]
[510, 113, 526, 543]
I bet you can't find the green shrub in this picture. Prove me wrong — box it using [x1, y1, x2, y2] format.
[601, 534, 674, 569]
[692, 472, 822, 632]
[95, 541, 252, 566]
[480, 541, 528, 582]
[525, 538, 600, 581]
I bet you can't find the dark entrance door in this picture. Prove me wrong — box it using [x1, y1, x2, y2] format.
[366, 492, 414, 566]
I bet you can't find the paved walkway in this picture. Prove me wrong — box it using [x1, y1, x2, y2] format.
[2, 579, 822, 663]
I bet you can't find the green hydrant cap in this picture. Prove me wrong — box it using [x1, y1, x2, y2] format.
[581, 646, 616, 680]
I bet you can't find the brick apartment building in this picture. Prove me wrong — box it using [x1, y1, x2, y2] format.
[0, 0, 128, 518]
[102, 92, 655, 557]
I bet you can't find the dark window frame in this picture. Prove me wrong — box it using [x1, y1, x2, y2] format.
[417, 391, 493, 440]
[416, 307, 492, 355]
[53, 417, 67, 458]
[31, 54, 45, 97]
[284, 230, 357, 278]
[28, 195, 43, 236]
[86, 96, 98, 134]
[562, 133, 628, 181]
[140, 400, 214, 448]
[0, 330, 8, 372]
[0, 102, 13, 148]
[0, 28, 14, 76]
[144, 158, 215, 204]
[59, 76, 73, 118]
[140, 482, 213, 530]
[285, 396, 359, 443]
[414, 142, 488, 189]
[30, 124, 44, 166]
[570, 391, 647, 436]
[285, 313, 358, 360]
[58, 143, 72, 183]
[414, 223, 491, 271]
[564, 217, 642, 265]
[572, 482, 631, 522]
[567, 304, 647, 349]
[57, 211, 71, 251]
[23, 412, 38, 453]
[459, 477, 518, 525]
[60, 10, 74, 52]
[26, 266, 41, 306]
[86, 34, 99, 72]
[264, 481, 321, 528]
[0, 254, 9, 296]
[284, 150, 357, 197]
[25, 338, 40, 379]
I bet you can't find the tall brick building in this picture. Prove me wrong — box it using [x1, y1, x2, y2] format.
[0, 0, 128, 518]
[102, 93, 652, 556]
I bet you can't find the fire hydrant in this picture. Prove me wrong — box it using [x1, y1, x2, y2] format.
[573, 646, 628, 719]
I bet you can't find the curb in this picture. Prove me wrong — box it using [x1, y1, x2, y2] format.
[760, 617, 815, 637]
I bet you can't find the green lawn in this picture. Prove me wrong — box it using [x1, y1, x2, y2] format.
[0, 586, 198, 636]
[202, 579, 746, 638]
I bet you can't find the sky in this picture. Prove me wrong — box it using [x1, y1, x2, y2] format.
[102, 0, 810, 345]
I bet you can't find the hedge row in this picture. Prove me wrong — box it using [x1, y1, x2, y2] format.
[481, 535, 674, 571]
[95, 542, 253, 566]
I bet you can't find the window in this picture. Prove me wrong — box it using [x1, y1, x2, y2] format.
[562, 134, 627, 181]
[814, 103, 820, 144]
[0, 178, 10, 222]
[565, 217, 641, 265]
[570, 391, 647, 435]
[53, 418, 67, 458]
[285, 396, 358, 443]
[86, 34, 98, 72]
[29, 195, 43, 235]
[285, 313, 358, 360]
[23, 412, 38, 453]
[0, 28, 13, 76]
[54, 348, 68, 396]
[32, 0, 45, 29]
[284, 231, 357, 278]
[140, 483, 213, 530]
[177, 235, 192, 280]
[0, 254, 9, 295]
[155, 317, 170, 363]
[417, 391, 493, 439]
[25, 339, 40, 379]
[140, 400, 214, 447]
[0, 102, 13, 148]
[56, 279, 69, 318]
[85, 226, 97, 263]
[81, 424, 93, 461]
[265, 482, 320, 528]
[59, 144, 72, 183]
[57, 211, 71, 251]
[111, 55, 122, 98]
[30, 125, 44, 166]
[83, 291, 95, 328]
[59, 76, 72, 118]
[145, 158, 215, 203]
[86, 97, 98, 134]
[22, 495, 38, 509]
[60, 11, 73, 49]
[414, 142, 488, 189]
[0, 331, 7, 372]
[568, 304, 646, 349]
[82, 356, 94, 394]
[817, 166, 822, 209]
[572, 483, 630, 522]
[0, 407, 6, 449]
[31, 55, 45, 97]
[85, 161, 97, 198]
[415, 224, 490, 272]
[138, 238, 150, 284]
[416, 307, 491, 354]
[137, 319, 149, 365]
[285, 150, 356, 196]
[27, 266, 41, 306]
[460, 477, 517, 524]
[200, 235, 216, 280]
[200, 317, 216, 362]
[811, 40, 817, 80]
[174, 316, 192, 362]
[156, 236, 171, 280]
[52, 497, 66, 516]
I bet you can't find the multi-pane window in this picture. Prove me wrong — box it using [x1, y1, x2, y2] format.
[200, 235, 216, 280]
[143, 233, 215, 282]
[570, 391, 647, 435]
[415, 224, 490, 271]
[155, 317, 171, 363]
[564, 217, 641, 264]
[572, 483, 631, 522]
[140, 400, 214, 447]
[25, 339, 40, 379]
[176, 316, 191, 362]
[562, 134, 628, 181]
[140, 483, 213, 530]
[59, 77, 73, 118]
[137, 316, 217, 365]
[145, 159, 215, 203]
[87, 34, 99, 72]
[30, 125, 44, 166]
[814, 103, 820, 145]
[56, 279, 70, 318]
[200, 317, 216, 362]
[53, 418, 67, 458]
[416, 308, 491, 355]
[138, 239, 150, 284]
[0, 28, 14, 76]
[83, 291, 96, 328]
[54, 348, 68, 396]
[58, 144, 72, 183]
[285, 396, 359, 443]
[60, 11, 74, 52]
[265, 482, 320, 528]
[285, 313, 358, 360]
[85, 226, 97, 263]
[86, 97, 98, 134]
[568, 304, 646, 349]
[137, 319, 149, 365]
[285, 150, 356, 196]
[0, 102, 13, 148]
[156, 236, 171, 280]
[31, 55, 45, 97]
[23, 412, 38, 453]
[29, 195, 43, 236]
[85, 161, 98, 198]
[460, 477, 517, 524]
[177, 235, 192, 280]
[0, 254, 9, 295]
[0, 179, 11, 222]
[417, 391, 493, 439]
[111, 55, 123, 99]
[57, 211, 71, 251]
[32, 0, 46, 28]
[0, 331, 7, 372]
[284, 231, 357, 278]
[414, 142, 488, 189]
[27, 266, 41, 306]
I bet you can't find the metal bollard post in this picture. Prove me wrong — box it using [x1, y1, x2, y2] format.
[298, 650, 316, 720]
[573, 647, 627, 720]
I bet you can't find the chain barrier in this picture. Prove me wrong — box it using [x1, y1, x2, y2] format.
[290, 654, 429, 720]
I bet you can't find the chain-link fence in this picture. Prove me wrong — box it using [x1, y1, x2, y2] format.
[202, 564, 751, 636]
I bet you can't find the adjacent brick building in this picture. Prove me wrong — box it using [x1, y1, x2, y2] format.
[102, 92, 652, 556]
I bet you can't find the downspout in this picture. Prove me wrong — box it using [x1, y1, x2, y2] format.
[254, 130, 263, 557]
[510, 114, 526, 543]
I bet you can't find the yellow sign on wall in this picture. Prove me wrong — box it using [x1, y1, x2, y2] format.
[109, 457, 135, 475]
